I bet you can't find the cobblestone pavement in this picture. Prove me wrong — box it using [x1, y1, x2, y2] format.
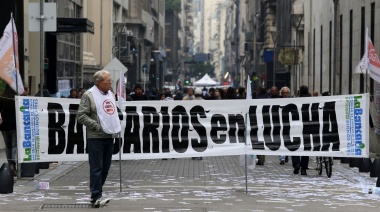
[1, 150, 380, 211]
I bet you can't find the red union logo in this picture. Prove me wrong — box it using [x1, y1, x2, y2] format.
[369, 49, 380, 66]
[102, 99, 115, 114]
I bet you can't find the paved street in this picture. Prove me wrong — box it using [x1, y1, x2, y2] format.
[1, 150, 380, 211]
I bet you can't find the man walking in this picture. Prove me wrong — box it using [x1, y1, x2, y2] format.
[292, 85, 310, 175]
[77, 70, 121, 207]
[278, 86, 291, 165]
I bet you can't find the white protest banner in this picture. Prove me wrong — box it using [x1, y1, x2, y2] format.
[16, 94, 369, 163]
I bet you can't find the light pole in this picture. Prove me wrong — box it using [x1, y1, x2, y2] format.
[240, 55, 246, 87]
[291, 13, 303, 92]
[142, 65, 147, 92]
[235, 0, 240, 88]
[270, 31, 278, 87]
[255, 42, 264, 88]
[131, 49, 139, 88]
[153, 51, 160, 89]
[332, 0, 339, 95]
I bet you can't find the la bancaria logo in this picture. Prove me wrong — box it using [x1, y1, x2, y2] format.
[102, 99, 115, 114]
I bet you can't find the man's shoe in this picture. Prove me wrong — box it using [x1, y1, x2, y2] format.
[93, 197, 110, 208]
[301, 169, 307, 175]
[293, 164, 300, 174]
[280, 161, 285, 165]
[285, 156, 289, 163]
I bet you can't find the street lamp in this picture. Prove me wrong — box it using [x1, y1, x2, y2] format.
[131, 48, 139, 89]
[270, 31, 279, 87]
[240, 55, 245, 86]
[291, 13, 303, 92]
[255, 42, 264, 88]
[332, 0, 339, 95]
[153, 50, 160, 89]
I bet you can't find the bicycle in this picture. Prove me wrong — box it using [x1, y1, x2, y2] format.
[316, 156, 333, 178]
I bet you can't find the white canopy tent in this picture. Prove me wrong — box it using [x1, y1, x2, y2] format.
[193, 74, 219, 86]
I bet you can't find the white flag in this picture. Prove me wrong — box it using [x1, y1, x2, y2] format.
[117, 69, 126, 101]
[0, 18, 24, 94]
[354, 55, 367, 74]
[246, 75, 252, 100]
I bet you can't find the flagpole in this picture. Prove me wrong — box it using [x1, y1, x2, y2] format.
[10, 14, 19, 95]
[365, 27, 369, 93]
[10, 13, 21, 179]
[118, 68, 123, 193]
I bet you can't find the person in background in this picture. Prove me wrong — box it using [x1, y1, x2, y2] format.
[215, 88, 224, 100]
[163, 91, 174, 101]
[255, 86, 267, 165]
[313, 91, 319, 96]
[225, 87, 236, 99]
[77, 88, 85, 99]
[256, 87, 268, 99]
[256, 86, 280, 166]
[160, 93, 166, 100]
[67, 88, 78, 98]
[77, 70, 121, 207]
[202, 86, 208, 99]
[292, 85, 310, 175]
[182, 87, 194, 100]
[207, 87, 217, 100]
[35, 83, 52, 97]
[269, 86, 280, 98]
[278, 86, 291, 165]
[149, 88, 159, 100]
[130, 84, 148, 101]
[237, 87, 246, 99]
[173, 90, 183, 100]
[191, 87, 204, 160]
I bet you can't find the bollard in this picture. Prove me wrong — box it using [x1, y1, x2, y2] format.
[38, 162, 50, 169]
[35, 163, 40, 174]
[20, 163, 36, 178]
[359, 158, 372, 173]
[340, 157, 350, 164]
[0, 163, 14, 194]
[370, 158, 380, 178]
[349, 158, 361, 168]
[377, 177, 380, 187]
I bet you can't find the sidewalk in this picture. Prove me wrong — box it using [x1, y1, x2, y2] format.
[1, 149, 380, 211]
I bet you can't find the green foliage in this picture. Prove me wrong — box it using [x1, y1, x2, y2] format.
[166, 0, 181, 13]
[189, 62, 216, 80]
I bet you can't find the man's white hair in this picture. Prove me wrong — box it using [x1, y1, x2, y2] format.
[93, 70, 110, 85]
[280, 86, 290, 96]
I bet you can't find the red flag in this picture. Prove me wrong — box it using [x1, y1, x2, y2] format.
[0, 18, 24, 94]
[355, 27, 380, 83]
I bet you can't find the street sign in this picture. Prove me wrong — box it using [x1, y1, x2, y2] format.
[29, 3, 57, 32]
[142, 64, 148, 73]
[193, 53, 208, 62]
